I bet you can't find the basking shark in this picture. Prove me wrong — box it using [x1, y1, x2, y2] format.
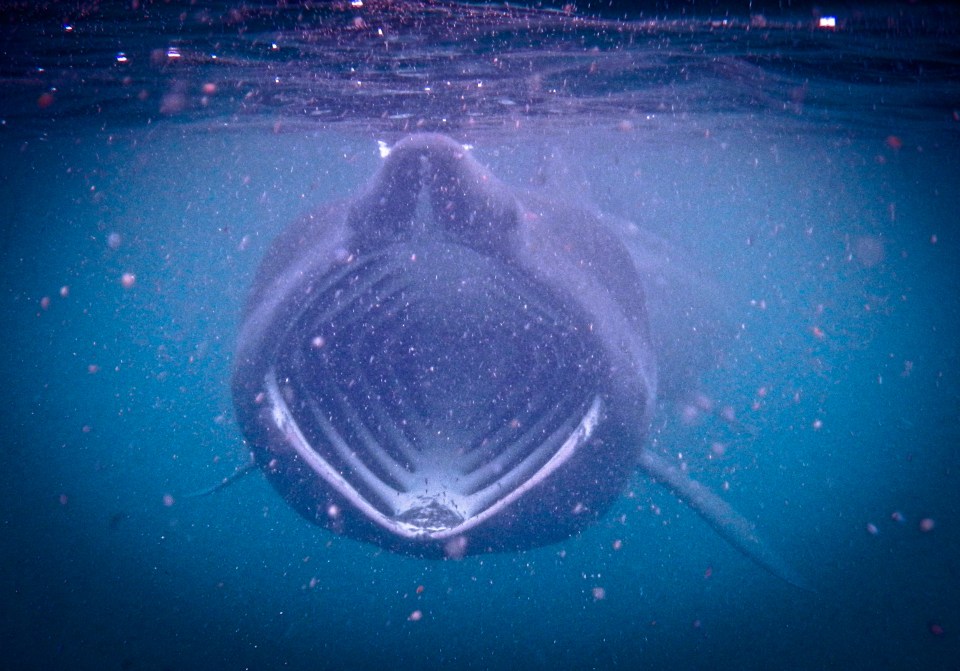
[231, 133, 805, 587]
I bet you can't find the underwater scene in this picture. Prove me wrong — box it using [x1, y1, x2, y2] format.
[1, 2, 958, 669]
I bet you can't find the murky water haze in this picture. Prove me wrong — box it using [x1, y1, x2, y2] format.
[2, 2, 959, 669]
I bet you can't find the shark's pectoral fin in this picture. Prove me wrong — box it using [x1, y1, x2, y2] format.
[184, 452, 258, 498]
[639, 450, 812, 591]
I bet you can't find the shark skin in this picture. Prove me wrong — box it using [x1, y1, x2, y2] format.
[231, 133, 806, 588]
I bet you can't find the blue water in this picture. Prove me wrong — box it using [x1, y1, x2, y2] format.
[2, 3, 959, 670]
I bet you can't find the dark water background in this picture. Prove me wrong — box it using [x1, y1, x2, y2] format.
[2, 2, 959, 669]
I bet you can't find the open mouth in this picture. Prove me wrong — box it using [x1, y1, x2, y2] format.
[263, 240, 605, 540]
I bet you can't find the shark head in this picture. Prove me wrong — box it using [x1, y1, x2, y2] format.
[232, 134, 656, 555]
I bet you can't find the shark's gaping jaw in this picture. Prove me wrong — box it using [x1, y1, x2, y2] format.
[260, 240, 607, 543]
